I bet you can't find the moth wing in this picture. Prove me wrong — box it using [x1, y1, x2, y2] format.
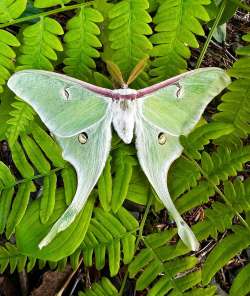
[139, 68, 230, 136]
[8, 70, 112, 137]
[39, 113, 112, 248]
[135, 115, 199, 251]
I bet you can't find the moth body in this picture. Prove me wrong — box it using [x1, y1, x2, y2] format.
[111, 88, 137, 144]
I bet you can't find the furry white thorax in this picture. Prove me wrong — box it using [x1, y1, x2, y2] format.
[112, 88, 137, 96]
[112, 88, 137, 144]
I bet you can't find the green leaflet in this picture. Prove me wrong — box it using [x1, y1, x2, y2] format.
[0, 0, 27, 23]
[16, 189, 95, 261]
[34, 0, 71, 8]
[0, 30, 20, 93]
[202, 226, 250, 285]
[230, 263, 250, 296]
[31, 123, 65, 168]
[10, 141, 34, 178]
[98, 155, 112, 211]
[6, 181, 34, 238]
[0, 243, 27, 274]
[111, 147, 137, 212]
[61, 165, 77, 205]
[39, 173, 57, 224]
[79, 277, 119, 296]
[0, 162, 16, 234]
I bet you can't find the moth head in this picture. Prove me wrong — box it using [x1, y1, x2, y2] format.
[78, 132, 88, 144]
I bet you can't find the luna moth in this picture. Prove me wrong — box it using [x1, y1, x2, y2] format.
[7, 67, 230, 251]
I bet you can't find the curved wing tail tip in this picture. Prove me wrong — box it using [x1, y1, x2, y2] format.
[178, 223, 200, 251]
[38, 207, 79, 249]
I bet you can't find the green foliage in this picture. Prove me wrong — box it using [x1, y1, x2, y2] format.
[80, 206, 138, 276]
[0, 30, 20, 93]
[0, 1, 249, 295]
[0, 0, 27, 23]
[17, 16, 64, 70]
[34, 0, 71, 8]
[63, 7, 103, 82]
[16, 189, 95, 261]
[129, 229, 216, 295]
[150, 0, 210, 81]
[214, 32, 250, 139]
[230, 263, 250, 296]
[78, 277, 118, 296]
[107, 0, 152, 86]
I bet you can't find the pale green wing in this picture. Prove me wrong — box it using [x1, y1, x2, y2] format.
[39, 113, 112, 248]
[7, 70, 112, 137]
[8, 70, 114, 248]
[135, 116, 199, 251]
[140, 68, 231, 136]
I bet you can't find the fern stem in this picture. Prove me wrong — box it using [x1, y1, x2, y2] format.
[1, 167, 65, 190]
[183, 155, 250, 232]
[196, 0, 227, 68]
[118, 193, 153, 296]
[0, 2, 93, 29]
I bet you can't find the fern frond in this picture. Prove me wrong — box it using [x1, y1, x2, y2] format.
[202, 226, 250, 285]
[230, 263, 250, 296]
[0, 0, 27, 23]
[17, 16, 64, 70]
[63, 7, 103, 82]
[0, 243, 27, 273]
[108, 0, 152, 87]
[150, 0, 210, 82]
[34, 0, 71, 8]
[6, 97, 34, 146]
[129, 229, 215, 294]
[181, 122, 235, 160]
[214, 33, 250, 139]
[201, 144, 250, 184]
[81, 206, 138, 276]
[0, 30, 20, 93]
[168, 157, 200, 200]
[78, 277, 118, 296]
[193, 201, 233, 240]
